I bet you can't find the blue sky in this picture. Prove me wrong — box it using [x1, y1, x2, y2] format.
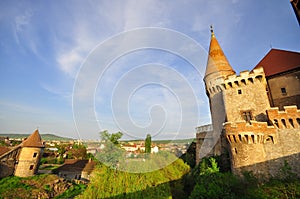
[0, 0, 299, 140]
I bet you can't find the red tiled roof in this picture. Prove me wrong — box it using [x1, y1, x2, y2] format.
[22, 129, 44, 148]
[0, 146, 10, 156]
[57, 159, 96, 173]
[253, 49, 300, 77]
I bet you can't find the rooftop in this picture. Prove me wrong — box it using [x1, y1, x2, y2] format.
[22, 129, 44, 148]
[253, 49, 300, 77]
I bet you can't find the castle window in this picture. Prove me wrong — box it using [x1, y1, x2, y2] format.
[29, 165, 34, 170]
[238, 89, 242, 94]
[241, 79, 246, 85]
[242, 111, 253, 122]
[33, 153, 38, 158]
[281, 87, 287, 96]
[248, 78, 254, 83]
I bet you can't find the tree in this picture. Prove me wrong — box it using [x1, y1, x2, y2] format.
[96, 130, 124, 168]
[100, 130, 123, 146]
[67, 143, 87, 159]
[145, 134, 152, 154]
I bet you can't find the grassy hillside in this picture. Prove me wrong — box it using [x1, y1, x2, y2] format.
[78, 152, 190, 199]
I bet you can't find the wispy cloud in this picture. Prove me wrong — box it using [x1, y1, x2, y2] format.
[15, 10, 33, 33]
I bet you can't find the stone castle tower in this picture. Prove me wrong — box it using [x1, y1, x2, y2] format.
[198, 27, 300, 178]
[14, 130, 44, 177]
[203, 26, 236, 157]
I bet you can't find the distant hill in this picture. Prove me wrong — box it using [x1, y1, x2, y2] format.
[0, 133, 74, 141]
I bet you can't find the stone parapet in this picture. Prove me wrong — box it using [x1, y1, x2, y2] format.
[267, 106, 300, 129]
[224, 121, 276, 145]
[223, 67, 266, 90]
[206, 67, 267, 97]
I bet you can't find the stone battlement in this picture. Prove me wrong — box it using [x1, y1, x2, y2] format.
[223, 67, 265, 89]
[267, 106, 300, 129]
[224, 121, 276, 144]
[206, 67, 266, 96]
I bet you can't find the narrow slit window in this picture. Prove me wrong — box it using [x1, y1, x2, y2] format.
[281, 87, 287, 96]
[29, 165, 34, 170]
[33, 153, 38, 158]
[238, 89, 242, 94]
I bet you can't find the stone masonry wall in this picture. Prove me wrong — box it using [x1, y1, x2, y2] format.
[14, 147, 43, 177]
[224, 106, 300, 178]
[223, 67, 270, 123]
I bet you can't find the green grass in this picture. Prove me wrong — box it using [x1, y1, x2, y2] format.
[0, 174, 86, 199]
[79, 152, 190, 199]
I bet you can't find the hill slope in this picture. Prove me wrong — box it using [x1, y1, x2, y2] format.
[0, 133, 73, 141]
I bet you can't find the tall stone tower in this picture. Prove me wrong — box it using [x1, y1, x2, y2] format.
[203, 26, 235, 155]
[14, 130, 44, 177]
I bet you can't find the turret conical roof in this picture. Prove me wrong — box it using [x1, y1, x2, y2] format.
[205, 27, 235, 79]
[22, 129, 44, 148]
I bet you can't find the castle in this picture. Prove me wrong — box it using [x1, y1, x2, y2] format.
[196, 27, 300, 178]
[0, 130, 44, 178]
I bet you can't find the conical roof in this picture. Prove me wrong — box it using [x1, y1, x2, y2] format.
[22, 129, 44, 148]
[205, 27, 235, 79]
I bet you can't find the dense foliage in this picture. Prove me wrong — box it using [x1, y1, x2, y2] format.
[185, 157, 300, 199]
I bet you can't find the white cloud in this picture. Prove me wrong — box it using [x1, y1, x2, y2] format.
[15, 10, 33, 33]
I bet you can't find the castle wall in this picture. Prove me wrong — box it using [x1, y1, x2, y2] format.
[225, 106, 300, 178]
[14, 147, 43, 177]
[223, 68, 270, 123]
[209, 91, 227, 156]
[0, 146, 21, 178]
[196, 130, 214, 165]
[224, 121, 276, 176]
[267, 70, 300, 110]
[0, 162, 15, 178]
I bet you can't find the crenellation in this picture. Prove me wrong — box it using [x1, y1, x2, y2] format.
[224, 121, 276, 145]
[223, 68, 266, 90]
[267, 106, 300, 129]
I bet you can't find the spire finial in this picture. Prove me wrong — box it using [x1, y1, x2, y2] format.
[210, 25, 215, 37]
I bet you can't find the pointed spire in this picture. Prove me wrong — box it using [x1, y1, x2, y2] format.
[22, 129, 44, 148]
[205, 26, 235, 79]
[210, 25, 215, 37]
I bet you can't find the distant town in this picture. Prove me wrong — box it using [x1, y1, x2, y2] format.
[0, 132, 194, 181]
